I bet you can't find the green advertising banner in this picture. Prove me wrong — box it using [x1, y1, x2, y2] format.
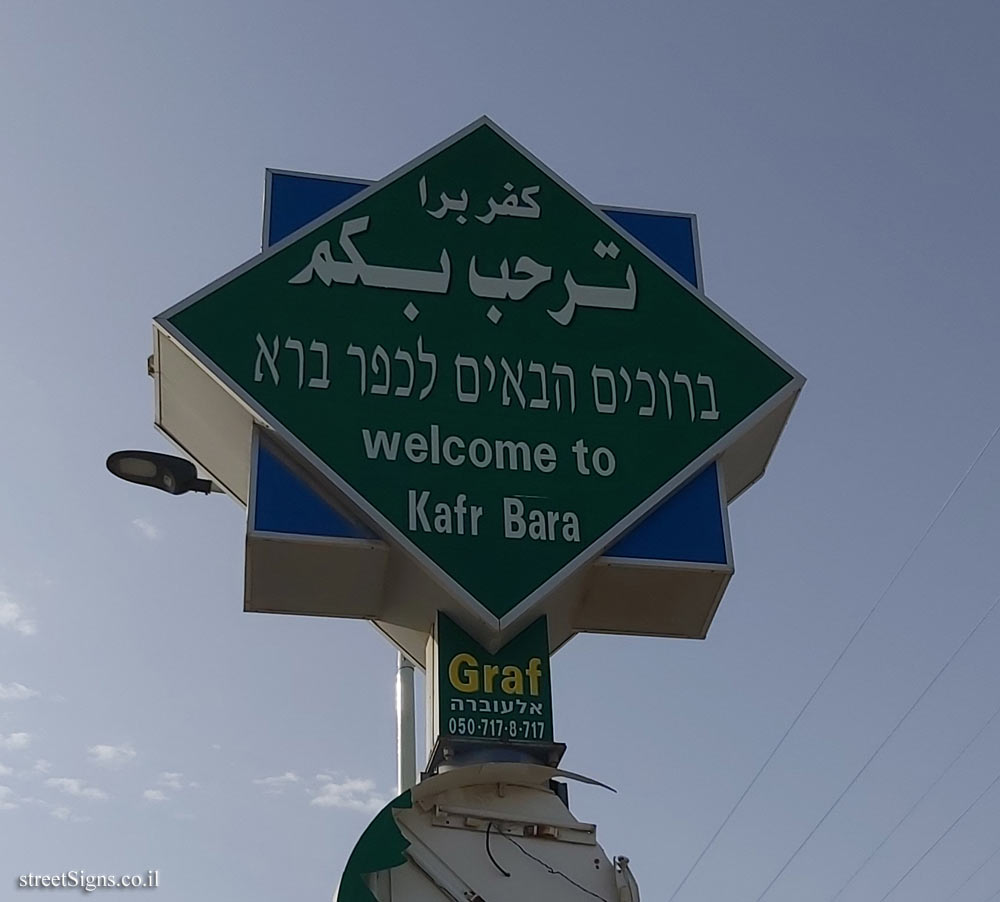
[437, 613, 552, 743]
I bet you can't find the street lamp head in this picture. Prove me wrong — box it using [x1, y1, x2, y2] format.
[106, 450, 214, 495]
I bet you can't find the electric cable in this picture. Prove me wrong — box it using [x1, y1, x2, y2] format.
[942, 837, 1000, 902]
[485, 822, 511, 877]
[752, 593, 1000, 901]
[500, 830, 612, 902]
[876, 769, 1000, 901]
[827, 697, 1000, 900]
[666, 418, 1000, 902]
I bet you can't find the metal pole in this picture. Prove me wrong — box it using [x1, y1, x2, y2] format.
[396, 652, 416, 794]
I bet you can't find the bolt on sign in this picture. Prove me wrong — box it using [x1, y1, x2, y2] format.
[432, 613, 553, 744]
[156, 117, 803, 641]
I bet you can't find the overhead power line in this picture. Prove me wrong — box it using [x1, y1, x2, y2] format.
[828, 698, 1000, 900]
[943, 838, 1000, 902]
[667, 419, 1000, 902]
[877, 768, 1000, 901]
[753, 593, 1000, 902]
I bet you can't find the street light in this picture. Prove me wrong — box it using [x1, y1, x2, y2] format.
[106, 450, 215, 495]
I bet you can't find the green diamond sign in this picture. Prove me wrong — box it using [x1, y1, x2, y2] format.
[158, 118, 801, 631]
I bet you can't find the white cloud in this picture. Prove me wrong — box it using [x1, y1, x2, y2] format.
[252, 771, 300, 794]
[50, 805, 89, 823]
[158, 772, 184, 791]
[0, 732, 32, 751]
[311, 777, 385, 813]
[88, 743, 136, 767]
[0, 592, 37, 636]
[33, 759, 51, 774]
[131, 518, 161, 540]
[0, 763, 12, 776]
[0, 785, 17, 810]
[0, 682, 39, 701]
[45, 777, 108, 801]
[144, 773, 196, 803]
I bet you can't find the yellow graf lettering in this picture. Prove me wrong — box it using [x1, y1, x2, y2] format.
[449, 653, 479, 693]
[448, 653, 546, 696]
[526, 657, 542, 697]
[500, 665, 523, 695]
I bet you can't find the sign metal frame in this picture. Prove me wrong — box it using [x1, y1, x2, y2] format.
[243, 425, 734, 660]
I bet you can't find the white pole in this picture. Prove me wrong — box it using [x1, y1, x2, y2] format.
[396, 652, 416, 794]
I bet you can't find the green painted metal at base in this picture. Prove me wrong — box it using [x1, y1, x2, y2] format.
[335, 790, 413, 902]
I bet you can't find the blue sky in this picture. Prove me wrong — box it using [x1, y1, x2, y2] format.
[2, 1, 999, 899]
